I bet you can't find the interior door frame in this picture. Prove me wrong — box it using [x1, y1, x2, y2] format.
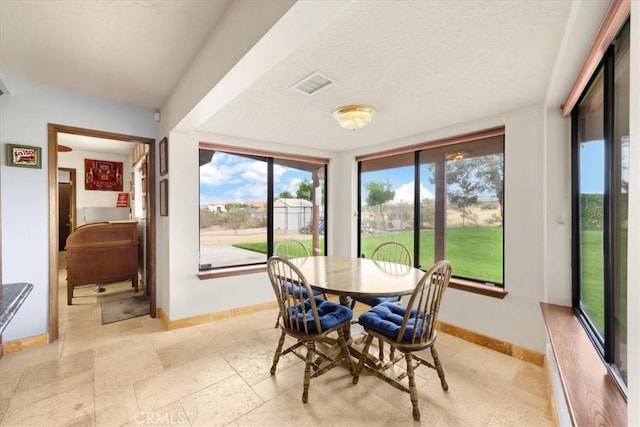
[47, 124, 157, 342]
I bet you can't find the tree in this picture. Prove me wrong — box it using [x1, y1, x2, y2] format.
[365, 180, 395, 230]
[476, 154, 504, 219]
[296, 180, 313, 201]
[431, 154, 504, 227]
[446, 158, 484, 227]
[278, 190, 293, 199]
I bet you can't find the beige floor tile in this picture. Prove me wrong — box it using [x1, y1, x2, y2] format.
[251, 362, 305, 402]
[8, 370, 93, 413]
[486, 398, 554, 426]
[61, 325, 123, 357]
[94, 341, 164, 395]
[0, 266, 554, 426]
[94, 384, 140, 427]
[134, 353, 236, 411]
[223, 339, 299, 387]
[0, 341, 62, 375]
[180, 375, 263, 426]
[121, 401, 189, 427]
[0, 366, 22, 400]
[15, 349, 93, 393]
[1, 383, 94, 427]
[156, 342, 196, 370]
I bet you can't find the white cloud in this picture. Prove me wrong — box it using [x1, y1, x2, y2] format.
[393, 181, 434, 203]
[200, 156, 268, 186]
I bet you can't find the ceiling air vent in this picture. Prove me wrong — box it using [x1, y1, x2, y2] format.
[292, 72, 334, 95]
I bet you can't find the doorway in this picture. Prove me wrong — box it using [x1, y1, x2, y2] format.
[58, 168, 76, 251]
[47, 124, 157, 342]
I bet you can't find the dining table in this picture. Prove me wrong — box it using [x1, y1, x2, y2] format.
[289, 255, 422, 305]
[288, 255, 424, 365]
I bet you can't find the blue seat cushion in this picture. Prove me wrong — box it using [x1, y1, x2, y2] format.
[352, 296, 399, 307]
[288, 298, 353, 332]
[358, 302, 427, 342]
[286, 282, 323, 299]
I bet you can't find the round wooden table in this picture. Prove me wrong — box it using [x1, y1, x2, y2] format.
[290, 255, 422, 301]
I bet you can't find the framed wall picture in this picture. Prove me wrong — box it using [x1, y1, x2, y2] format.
[6, 143, 42, 168]
[159, 137, 168, 176]
[84, 158, 124, 191]
[160, 178, 168, 216]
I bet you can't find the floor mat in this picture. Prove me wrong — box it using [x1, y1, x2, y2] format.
[101, 294, 150, 324]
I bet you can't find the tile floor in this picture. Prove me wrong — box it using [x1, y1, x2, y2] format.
[0, 269, 554, 426]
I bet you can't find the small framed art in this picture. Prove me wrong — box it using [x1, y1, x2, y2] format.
[160, 178, 168, 216]
[6, 144, 42, 168]
[159, 137, 168, 176]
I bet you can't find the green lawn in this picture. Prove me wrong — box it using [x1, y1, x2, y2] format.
[580, 229, 605, 334]
[235, 226, 504, 284]
[359, 228, 503, 284]
[234, 227, 622, 340]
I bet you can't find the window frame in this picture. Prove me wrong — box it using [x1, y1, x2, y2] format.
[357, 128, 507, 298]
[570, 19, 629, 393]
[197, 143, 328, 274]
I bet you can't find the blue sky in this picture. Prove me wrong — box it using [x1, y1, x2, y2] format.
[200, 145, 605, 205]
[199, 152, 310, 205]
[580, 141, 604, 194]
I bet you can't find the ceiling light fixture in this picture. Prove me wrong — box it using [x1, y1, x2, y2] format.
[332, 105, 377, 131]
[445, 151, 468, 161]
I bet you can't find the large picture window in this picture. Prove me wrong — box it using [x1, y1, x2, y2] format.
[198, 144, 327, 270]
[358, 130, 504, 287]
[572, 20, 629, 389]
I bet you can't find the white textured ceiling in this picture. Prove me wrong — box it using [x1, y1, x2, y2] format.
[1, 0, 575, 153]
[0, 0, 230, 108]
[197, 0, 573, 151]
[58, 133, 137, 155]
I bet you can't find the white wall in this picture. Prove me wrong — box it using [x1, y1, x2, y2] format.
[626, 1, 639, 424]
[337, 105, 552, 352]
[58, 148, 131, 211]
[0, 78, 158, 340]
[162, 103, 563, 353]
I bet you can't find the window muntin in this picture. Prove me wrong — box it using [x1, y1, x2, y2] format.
[359, 133, 504, 286]
[199, 148, 327, 270]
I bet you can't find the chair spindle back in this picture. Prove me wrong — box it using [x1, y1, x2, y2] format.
[396, 260, 452, 345]
[370, 241, 412, 266]
[267, 256, 322, 334]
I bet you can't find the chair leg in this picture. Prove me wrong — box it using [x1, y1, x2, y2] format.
[405, 353, 420, 421]
[352, 334, 374, 384]
[274, 312, 281, 328]
[337, 328, 354, 375]
[302, 341, 315, 403]
[430, 345, 448, 391]
[270, 331, 286, 375]
[378, 339, 385, 361]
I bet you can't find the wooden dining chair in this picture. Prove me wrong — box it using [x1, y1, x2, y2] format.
[352, 260, 452, 421]
[272, 239, 326, 327]
[351, 241, 413, 360]
[267, 256, 354, 403]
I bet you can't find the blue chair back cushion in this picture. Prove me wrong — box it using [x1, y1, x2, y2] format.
[288, 298, 353, 332]
[286, 283, 323, 299]
[358, 302, 428, 342]
[353, 296, 399, 307]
